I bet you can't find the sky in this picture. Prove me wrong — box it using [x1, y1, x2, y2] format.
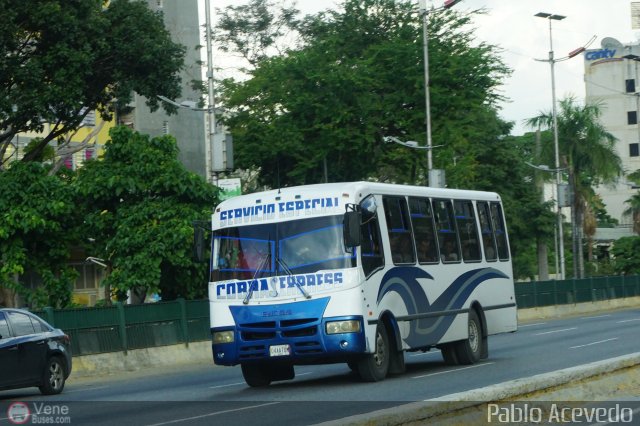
[205, 0, 640, 135]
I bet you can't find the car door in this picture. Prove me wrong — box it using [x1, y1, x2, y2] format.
[6, 311, 47, 385]
[0, 312, 21, 387]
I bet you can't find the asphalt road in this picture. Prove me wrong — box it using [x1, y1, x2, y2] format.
[1, 307, 639, 425]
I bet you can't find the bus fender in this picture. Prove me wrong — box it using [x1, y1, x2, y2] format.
[380, 311, 403, 352]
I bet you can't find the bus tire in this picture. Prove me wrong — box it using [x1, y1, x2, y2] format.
[357, 323, 389, 382]
[270, 363, 295, 382]
[454, 309, 482, 365]
[241, 363, 271, 387]
[440, 343, 459, 365]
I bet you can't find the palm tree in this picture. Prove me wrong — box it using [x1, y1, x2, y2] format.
[624, 193, 640, 235]
[527, 96, 623, 278]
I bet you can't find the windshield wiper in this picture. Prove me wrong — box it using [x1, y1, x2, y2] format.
[243, 251, 271, 305]
[277, 258, 311, 299]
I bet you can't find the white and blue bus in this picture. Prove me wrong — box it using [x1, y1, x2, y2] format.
[207, 182, 517, 386]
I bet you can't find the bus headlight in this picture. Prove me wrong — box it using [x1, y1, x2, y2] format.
[326, 320, 361, 334]
[213, 331, 234, 344]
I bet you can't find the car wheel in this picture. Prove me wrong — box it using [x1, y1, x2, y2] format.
[39, 356, 66, 395]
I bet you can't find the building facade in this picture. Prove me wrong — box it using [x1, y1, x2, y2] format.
[120, 0, 210, 180]
[584, 38, 640, 226]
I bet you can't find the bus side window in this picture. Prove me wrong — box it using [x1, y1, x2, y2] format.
[490, 202, 510, 260]
[477, 202, 498, 261]
[454, 200, 481, 262]
[409, 197, 439, 264]
[383, 196, 416, 265]
[360, 196, 384, 276]
[433, 199, 460, 263]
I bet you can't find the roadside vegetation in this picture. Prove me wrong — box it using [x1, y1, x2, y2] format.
[1, 0, 639, 308]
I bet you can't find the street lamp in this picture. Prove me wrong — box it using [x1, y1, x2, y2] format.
[535, 11, 567, 280]
[420, 0, 462, 187]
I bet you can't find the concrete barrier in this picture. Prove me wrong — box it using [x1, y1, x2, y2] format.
[72, 341, 212, 378]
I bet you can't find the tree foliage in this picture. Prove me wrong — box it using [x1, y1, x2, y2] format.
[611, 236, 640, 275]
[0, 163, 79, 308]
[220, 0, 510, 188]
[527, 97, 623, 278]
[214, 0, 301, 70]
[0, 0, 185, 167]
[74, 127, 218, 302]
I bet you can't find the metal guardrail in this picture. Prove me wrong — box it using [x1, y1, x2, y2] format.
[35, 298, 210, 356]
[32, 275, 640, 357]
[514, 275, 640, 309]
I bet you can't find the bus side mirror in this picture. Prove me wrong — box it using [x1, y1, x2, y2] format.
[343, 210, 362, 247]
[193, 226, 206, 262]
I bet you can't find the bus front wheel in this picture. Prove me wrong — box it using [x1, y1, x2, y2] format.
[357, 324, 389, 382]
[241, 363, 271, 387]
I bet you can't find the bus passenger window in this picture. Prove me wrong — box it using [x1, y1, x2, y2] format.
[409, 197, 439, 264]
[433, 199, 460, 263]
[454, 200, 481, 262]
[477, 202, 498, 261]
[383, 197, 416, 265]
[490, 203, 510, 260]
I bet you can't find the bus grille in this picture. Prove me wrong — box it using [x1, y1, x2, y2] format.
[237, 318, 323, 357]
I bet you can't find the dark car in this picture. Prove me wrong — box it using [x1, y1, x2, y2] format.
[0, 308, 72, 395]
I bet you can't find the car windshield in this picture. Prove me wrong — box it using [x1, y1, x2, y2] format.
[212, 215, 355, 281]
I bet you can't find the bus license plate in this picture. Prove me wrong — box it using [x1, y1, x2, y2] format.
[269, 344, 291, 357]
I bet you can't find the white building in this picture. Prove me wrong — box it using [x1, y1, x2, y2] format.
[584, 38, 640, 226]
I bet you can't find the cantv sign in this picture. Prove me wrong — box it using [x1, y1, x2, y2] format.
[586, 48, 617, 61]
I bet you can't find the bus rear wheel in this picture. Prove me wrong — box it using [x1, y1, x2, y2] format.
[454, 309, 482, 365]
[357, 324, 389, 382]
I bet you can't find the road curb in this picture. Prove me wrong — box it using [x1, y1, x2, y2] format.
[313, 352, 640, 426]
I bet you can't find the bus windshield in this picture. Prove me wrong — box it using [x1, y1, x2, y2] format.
[212, 215, 355, 281]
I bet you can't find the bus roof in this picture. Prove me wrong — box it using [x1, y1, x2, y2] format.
[215, 181, 502, 212]
[211, 182, 503, 230]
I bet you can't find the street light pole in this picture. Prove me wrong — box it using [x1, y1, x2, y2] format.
[535, 11, 566, 281]
[205, 0, 217, 185]
[419, 0, 461, 188]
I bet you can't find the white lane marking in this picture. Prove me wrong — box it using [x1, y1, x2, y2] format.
[144, 402, 281, 426]
[534, 327, 578, 336]
[583, 314, 612, 319]
[65, 385, 110, 393]
[519, 322, 547, 328]
[209, 372, 313, 389]
[617, 318, 640, 324]
[209, 381, 246, 389]
[411, 362, 494, 379]
[410, 350, 441, 357]
[570, 338, 619, 349]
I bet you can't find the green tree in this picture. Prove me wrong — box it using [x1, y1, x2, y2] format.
[624, 169, 640, 235]
[623, 193, 640, 235]
[527, 97, 623, 278]
[220, 0, 510, 188]
[0, 163, 79, 308]
[611, 236, 640, 275]
[0, 0, 185, 167]
[214, 0, 301, 71]
[75, 127, 218, 303]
